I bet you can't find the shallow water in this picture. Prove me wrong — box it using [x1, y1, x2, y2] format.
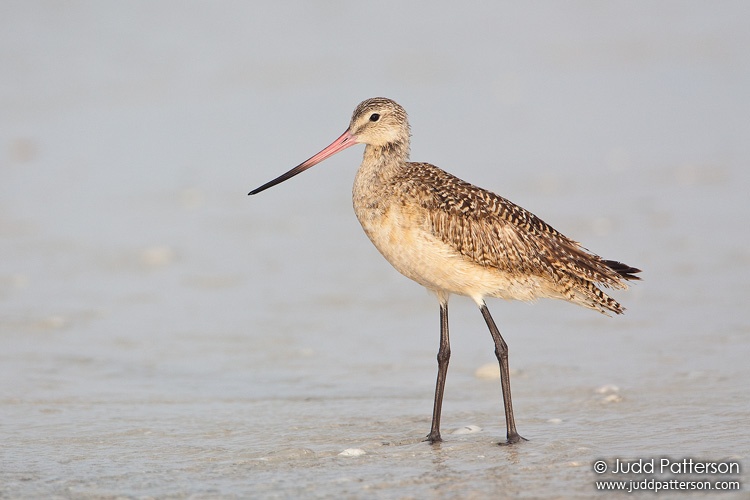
[2, 2, 749, 498]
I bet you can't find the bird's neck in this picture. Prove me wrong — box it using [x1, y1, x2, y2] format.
[353, 141, 410, 205]
[361, 140, 410, 177]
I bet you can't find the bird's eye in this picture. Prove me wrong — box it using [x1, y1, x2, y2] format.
[369, 113, 380, 122]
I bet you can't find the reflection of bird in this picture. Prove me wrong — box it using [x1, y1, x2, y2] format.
[249, 97, 641, 444]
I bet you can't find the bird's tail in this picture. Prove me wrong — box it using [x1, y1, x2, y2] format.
[602, 260, 642, 282]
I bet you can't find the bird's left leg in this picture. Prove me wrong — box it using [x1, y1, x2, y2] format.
[426, 296, 450, 443]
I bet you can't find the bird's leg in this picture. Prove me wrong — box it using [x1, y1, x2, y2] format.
[426, 300, 450, 444]
[479, 302, 527, 445]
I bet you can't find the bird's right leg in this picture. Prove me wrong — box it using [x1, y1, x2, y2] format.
[426, 298, 450, 443]
[479, 302, 527, 444]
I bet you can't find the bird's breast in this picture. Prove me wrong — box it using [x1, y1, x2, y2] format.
[352, 170, 558, 301]
[353, 189, 525, 300]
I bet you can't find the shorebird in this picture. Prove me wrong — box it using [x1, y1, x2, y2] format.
[249, 97, 640, 445]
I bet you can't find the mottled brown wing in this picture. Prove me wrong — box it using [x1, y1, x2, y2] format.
[401, 163, 629, 289]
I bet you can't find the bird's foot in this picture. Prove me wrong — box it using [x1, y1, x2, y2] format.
[499, 432, 528, 446]
[424, 431, 442, 444]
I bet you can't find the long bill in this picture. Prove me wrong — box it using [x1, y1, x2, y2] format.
[248, 129, 359, 195]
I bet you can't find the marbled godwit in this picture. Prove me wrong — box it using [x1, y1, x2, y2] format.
[249, 97, 640, 445]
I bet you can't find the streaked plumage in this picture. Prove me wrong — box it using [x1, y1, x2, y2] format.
[249, 97, 641, 445]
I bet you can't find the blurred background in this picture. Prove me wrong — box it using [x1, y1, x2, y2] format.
[2, 2, 748, 497]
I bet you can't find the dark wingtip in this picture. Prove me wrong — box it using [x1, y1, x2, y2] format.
[603, 260, 642, 281]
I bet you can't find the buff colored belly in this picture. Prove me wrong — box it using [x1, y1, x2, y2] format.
[354, 202, 557, 303]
